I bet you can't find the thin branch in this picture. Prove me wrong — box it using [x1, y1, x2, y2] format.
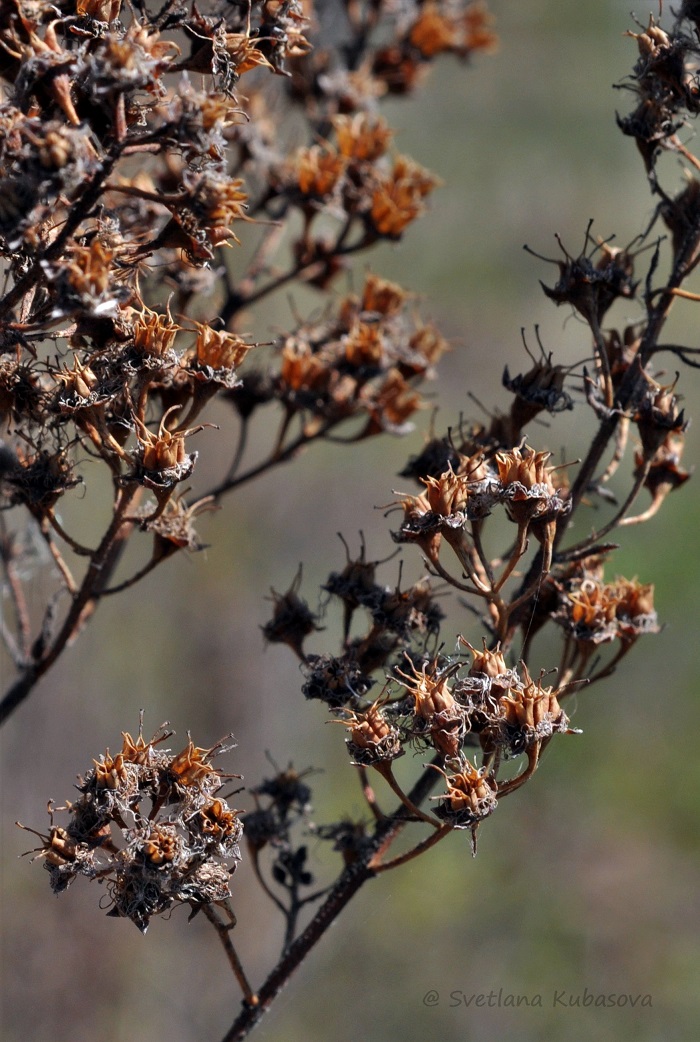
[558, 460, 650, 562]
[202, 903, 259, 1007]
[0, 483, 141, 726]
[204, 424, 334, 501]
[249, 849, 288, 918]
[220, 231, 372, 324]
[218, 762, 442, 1042]
[370, 823, 452, 873]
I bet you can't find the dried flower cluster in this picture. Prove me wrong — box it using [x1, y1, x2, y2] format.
[231, 271, 448, 440]
[20, 723, 241, 932]
[265, 544, 657, 854]
[0, 0, 494, 723]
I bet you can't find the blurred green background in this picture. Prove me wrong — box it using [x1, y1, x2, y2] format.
[3, 2, 700, 1041]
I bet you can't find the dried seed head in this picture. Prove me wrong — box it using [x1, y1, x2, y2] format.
[536, 230, 638, 325]
[390, 488, 447, 560]
[359, 273, 408, 318]
[142, 493, 217, 558]
[339, 698, 404, 766]
[295, 144, 347, 198]
[301, 654, 375, 708]
[251, 764, 314, 819]
[625, 15, 688, 103]
[613, 577, 659, 643]
[92, 750, 129, 792]
[396, 658, 458, 720]
[323, 539, 383, 638]
[496, 445, 554, 493]
[127, 306, 181, 367]
[186, 322, 252, 391]
[633, 371, 688, 456]
[369, 155, 440, 239]
[409, 6, 458, 58]
[636, 432, 691, 506]
[554, 575, 622, 646]
[431, 760, 498, 831]
[457, 637, 515, 701]
[403, 323, 450, 377]
[262, 570, 322, 659]
[371, 44, 428, 95]
[132, 407, 212, 497]
[372, 578, 444, 639]
[167, 737, 221, 792]
[421, 466, 469, 518]
[400, 436, 462, 483]
[21, 725, 242, 931]
[461, 637, 508, 679]
[409, 1, 498, 59]
[197, 798, 244, 851]
[503, 331, 573, 436]
[495, 445, 567, 526]
[395, 657, 465, 758]
[361, 368, 423, 435]
[76, 0, 122, 21]
[333, 113, 393, 162]
[343, 321, 384, 370]
[4, 446, 80, 510]
[185, 169, 249, 245]
[498, 666, 571, 755]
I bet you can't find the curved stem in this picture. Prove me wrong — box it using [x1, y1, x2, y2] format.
[590, 313, 613, 409]
[558, 460, 650, 562]
[99, 554, 162, 596]
[249, 849, 288, 918]
[45, 511, 94, 557]
[372, 761, 443, 828]
[493, 522, 529, 594]
[496, 743, 540, 798]
[424, 552, 484, 597]
[444, 532, 491, 594]
[371, 823, 452, 873]
[220, 233, 370, 324]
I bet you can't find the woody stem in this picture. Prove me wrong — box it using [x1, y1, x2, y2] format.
[218, 762, 441, 1042]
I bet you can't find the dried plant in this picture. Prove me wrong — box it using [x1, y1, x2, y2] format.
[4, 2, 700, 1040]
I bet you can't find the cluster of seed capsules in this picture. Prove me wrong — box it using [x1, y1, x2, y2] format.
[21, 726, 242, 932]
[263, 439, 660, 846]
